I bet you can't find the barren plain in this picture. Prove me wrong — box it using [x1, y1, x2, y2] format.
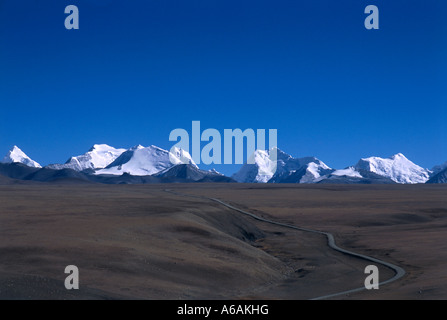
[0, 183, 445, 299]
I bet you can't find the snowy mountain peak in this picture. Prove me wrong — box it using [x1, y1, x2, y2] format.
[170, 146, 198, 168]
[269, 155, 333, 184]
[233, 148, 333, 183]
[1, 146, 42, 168]
[273, 147, 293, 162]
[88, 144, 116, 152]
[130, 144, 145, 151]
[331, 167, 363, 178]
[232, 149, 275, 183]
[47, 144, 126, 171]
[355, 153, 430, 184]
[391, 153, 407, 160]
[95, 145, 196, 176]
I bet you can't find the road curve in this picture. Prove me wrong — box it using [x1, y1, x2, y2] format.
[164, 189, 406, 300]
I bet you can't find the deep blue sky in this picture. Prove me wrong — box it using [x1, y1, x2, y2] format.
[0, 0, 446, 175]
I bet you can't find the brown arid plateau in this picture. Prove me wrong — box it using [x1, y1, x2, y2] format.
[0, 183, 446, 300]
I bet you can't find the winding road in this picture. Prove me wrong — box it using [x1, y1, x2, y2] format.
[165, 189, 406, 300]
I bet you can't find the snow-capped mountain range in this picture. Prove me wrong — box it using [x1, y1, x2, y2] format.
[0, 144, 444, 184]
[233, 150, 435, 184]
[47, 144, 126, 171]
[95, 145, 196, 176]
[233, 147, 333, 184]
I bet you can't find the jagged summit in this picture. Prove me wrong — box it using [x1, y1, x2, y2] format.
[95, 145, 196, 176]
[1, 146, 41, 168]
[232, 148, 333, 183]
[47, 144, 126, 171]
